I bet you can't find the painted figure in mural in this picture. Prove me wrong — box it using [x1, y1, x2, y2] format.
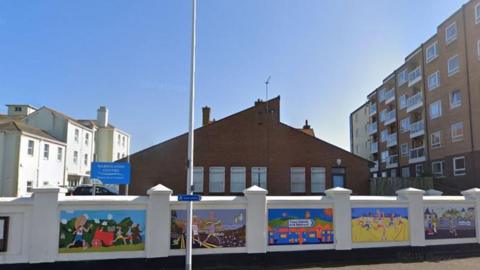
[66, 215, 93, 249]
[132, 223, 142, 243]
[448, 215, 458, 236]
[203, 211, 221, 246]
[114, 225, 127, 245]
[192, 216, 202, 246]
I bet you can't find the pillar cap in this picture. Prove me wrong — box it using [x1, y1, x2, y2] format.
[147, 184, 173, 195]
[325, 187, 352, 196]
[396, 187, 425, 196]
[243, 185, 268, 195]
[461, 188, 480, 198]
[31, 185, 61, 194]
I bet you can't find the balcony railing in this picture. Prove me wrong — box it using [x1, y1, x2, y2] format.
[369, 103, 377, 115]
[386, 155, 398, 168]
[409, 120, 425, 138]
[406, 92, 423, 112]
[384, 110, 396, 125]
[408, 66, 422, 86]
[371, 142, 378, 153]
[368, 122, 378, 135]
[384, 88, 395, 104]
[409, 146, 426, 164]
[387, 132, 397, 147]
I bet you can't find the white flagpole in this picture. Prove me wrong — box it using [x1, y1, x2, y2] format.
[186, 0, 197, 269]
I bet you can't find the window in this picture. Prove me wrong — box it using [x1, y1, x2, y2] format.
[451, 122, 464, 142]
[445, 22, 457, 44]
[432, 161, 445, 177]
[43, 144, 49, 160]
[401, 143, 409, 157]
[57, 147, 62, 161]
[332, 167, 345, 188]
[397, 69, 407, 86]
[431, 131, 442, 149]
[26, 181, 33, 193]
[380, 129, 388, 142]
[311, 167, 326, 193]
[85, 133, 89, 145]
[450, 90, 461, 109]
[378, 88, 386, 102]
[476, 3, 480, 24]
[401, 167, 410, 177]
[408, 67, 422, 85]
[426, 42, 438, 63]
[73, 151, 78, 164]
[251, 167, 267, 189]
[429, 100, 442, 119]
[84, 154, 88, 166]
[209, 167, 225, 193]
[379, 109, 386, 122]
[290, 167, 306, 193]
[230, 167, 246, 193]
[122, 137, 126, 147]
[381, 151, 389, 163]
[28, 140, 34, 156]
[117, 153, 121, 160]
[399, 95, 407, 109]
[14, 106, 22, 112]
[477, 40, 480, 59]
[400, 117, 410, 133]
[453, 156, 466, 176]
[193, 167, 204, 193]
[415, 164, 424, 177]
[74, 129, 79, 142]
[448, 55, 460, 76]
[427, 71, 440, 91]
[117, 134, 121, 146]
[390, 169, 397, 177]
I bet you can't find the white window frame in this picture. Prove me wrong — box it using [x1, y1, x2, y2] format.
[450, 89, 462, 109]
[399, 95, 407, 109]
[397, 69, 407, 87]
[311, 167, 326, 193]
[427, 71, 440, 91]
[43, 144, 49, 160]
[193, 167, 204, 193]
[453, 156, 466, 176]
[251, 167, 267, 189]
[429, 100, 442, 120]
[400, 143, 409, 157]
[477, 40, 480, 60]
[400, 117, 410, 133]
[230, 166, 246, 193]
[380, 129, 388, 142]
[85, 133, 89, 145]
[57, 147, 62, 161]
[415, 164, 424, 177]
[290, 167, 306, 193]
[74, 129, 79, 142]
[73, 151, 78, 164]
[448, 54, 460, 76]
[451, 122, 464, 142]
[445, 22, 457, 45]
[401, 167, 410, 177]
[84, 154, 88, 166]
[476, 3, 480, 24]
[28, 140, 34, 156]
[426, 41, 438, 63]
[431, 131, 441, 149]
[432, 161, 445, 177]
[209, 166, 225, 193]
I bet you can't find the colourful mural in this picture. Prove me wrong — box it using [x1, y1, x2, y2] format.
[424, 206, 476, 239]
[352, 208, 409, 242]
[268, 208, 334, 245]
[59, 210, 146, 253]
[170, 209, 246, 249]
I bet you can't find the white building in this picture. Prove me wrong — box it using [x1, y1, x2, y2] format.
[0, 120, 66, 197]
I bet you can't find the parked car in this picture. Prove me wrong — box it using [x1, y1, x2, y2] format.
[66, 185, 118, 196]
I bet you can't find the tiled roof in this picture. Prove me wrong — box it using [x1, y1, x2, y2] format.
[0, 119, 62, 142]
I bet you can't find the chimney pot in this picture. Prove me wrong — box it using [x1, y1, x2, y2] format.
[202, 106, 211, 126]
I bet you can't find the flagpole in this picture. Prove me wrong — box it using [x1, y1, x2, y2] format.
[186, 0, 197, 269]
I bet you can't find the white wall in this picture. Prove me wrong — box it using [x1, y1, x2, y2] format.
[1, 186, 480, 265]
[64, 122, 94, 180]
[0, 133, 20, 197]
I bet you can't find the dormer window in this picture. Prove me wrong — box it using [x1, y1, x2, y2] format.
[15, 106, 22, 112]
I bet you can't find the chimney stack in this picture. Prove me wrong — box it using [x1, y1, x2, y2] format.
[97, 106, 109, 128]
[202, 106, 211, 126]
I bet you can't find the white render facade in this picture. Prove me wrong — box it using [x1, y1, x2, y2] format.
[0, 121, 66, 197]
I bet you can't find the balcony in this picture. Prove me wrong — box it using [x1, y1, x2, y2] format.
[369, 103, 377, 116]
[409, 146, 426, 164]
[386, 155, 398, 168]
[371, 142, 378, 153]
[406, 92, 423, 113]
[384, 88, 395, 104]
[387, 132, 397, 147]
[370, 160, 379, 172]
[409, 120, 425, 138]
[384, 110, 396, 125]
[408, 66, 422, 87]
[368, 122, 378, 135]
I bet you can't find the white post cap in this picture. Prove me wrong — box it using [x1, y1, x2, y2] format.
[396, 187, 425, 198]
[325, 187, 352, 197]
[147, 184, 173, 195]
[243, 185, 268, 195]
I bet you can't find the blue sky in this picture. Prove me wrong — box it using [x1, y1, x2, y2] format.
[0, 0, 467, 152]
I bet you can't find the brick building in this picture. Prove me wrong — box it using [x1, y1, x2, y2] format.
[127, 97, 371, 195]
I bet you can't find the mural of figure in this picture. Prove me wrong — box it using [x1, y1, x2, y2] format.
[203, 212, 221, 246]
[66, 215, 92, 250]
[114, 226, 127, 245]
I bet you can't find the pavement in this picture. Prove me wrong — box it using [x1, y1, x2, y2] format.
[289, 257, 480, 270]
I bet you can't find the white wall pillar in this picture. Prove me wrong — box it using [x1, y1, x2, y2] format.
[396, 187, 425, 247]
[461, 188, 480, 244]
[244, 185, 267, 254]
[29, 186, 63, 263]
[325, 187, 352, 250]
[146, 184, 172, 258]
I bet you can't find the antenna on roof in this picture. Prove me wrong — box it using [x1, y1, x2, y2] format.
[265, 76, 271, 112]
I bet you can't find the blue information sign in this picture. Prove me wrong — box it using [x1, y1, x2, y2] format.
[90, 162, 131, 185]
[178, 194, 202, 201]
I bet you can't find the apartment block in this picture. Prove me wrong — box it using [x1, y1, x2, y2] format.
[351, 0, 480, 193]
